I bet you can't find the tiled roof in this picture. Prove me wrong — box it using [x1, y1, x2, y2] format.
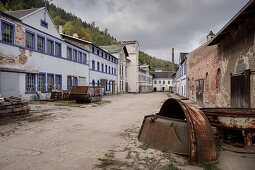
[6, 7, 43, 19]
[151, 71, 175, 78]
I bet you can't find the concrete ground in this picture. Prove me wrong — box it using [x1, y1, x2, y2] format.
[0, 92, 255, 170]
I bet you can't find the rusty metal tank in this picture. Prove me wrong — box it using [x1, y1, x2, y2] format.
[138, 98, 216, 163]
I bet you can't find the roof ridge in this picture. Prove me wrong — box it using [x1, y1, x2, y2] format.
[6, 7, 43, 13]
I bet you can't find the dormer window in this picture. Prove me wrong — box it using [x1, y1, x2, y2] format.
[41, 20, 48, 29]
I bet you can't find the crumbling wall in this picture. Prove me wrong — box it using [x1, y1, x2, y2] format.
[15, 24, 25, 47]
[0, 47, 28, 65]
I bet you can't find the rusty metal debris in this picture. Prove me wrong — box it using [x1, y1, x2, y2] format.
[138, 98, 216, 163]
[71, 86, 104, 103]
[201, 108, 255, 153]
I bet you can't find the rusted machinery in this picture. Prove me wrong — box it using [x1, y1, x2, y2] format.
[71, 86, 104, 103]
[201, 108, 255, 153]
[138, 98, 216, 163]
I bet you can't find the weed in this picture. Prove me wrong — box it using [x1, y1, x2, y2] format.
[126, 150, 132, 159]
[138, 143, 149, 151]
[25, 113, 52, 122]
[97, 158, 115, 168]
[167, 93, 172, 98]
[162, 152, 172, 160]
[55, 102, 83, 107]
[203, 163, 221, 170]
[165, 163, 179, 170]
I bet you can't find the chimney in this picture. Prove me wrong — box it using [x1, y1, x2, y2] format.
[207, 30, 215, 41]
[172, 48, 174, 72]
[59, 25, 63, 34]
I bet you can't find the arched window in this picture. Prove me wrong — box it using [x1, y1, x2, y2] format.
[92, 80, 95, 86]
[206, 73, 209, 92]
[217, 69, 221, 93]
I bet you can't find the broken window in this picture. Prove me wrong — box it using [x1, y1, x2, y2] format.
[26, 73, 35, 92]
[38, 73, 46, 92]
[217, 69, 222, 93]
[67, 76, 72, 91]
[73, 49, 77, 62]
[55, 75, 62, 90]
[78, 52, 82, 63]
[2, 21, 14, 43]
[47, 39, 54, 55]
[37, 35, 45, 53]
[55, 42, 61, 57]
[67, 47, 72, 60]
[47, 74, 54, 92]
[26, 31, 35, 49]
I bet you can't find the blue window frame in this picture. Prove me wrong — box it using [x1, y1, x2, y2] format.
[37, 34, 45, 53]
[73, 49, 77, 62]
[40, 19, 48, 29]
[92, 80, 95, 86]
[55, 74, 62, 90]
[25, 73, 36, 93]
[67, 47, 72, 60]
[114, 68, 116, 75]
[83, 53, 87, 64]
[25, 30, 35, 50]
[109, 66, 110, 74]
[97, 80, 100, 86]
[105, 65, 107, 73]
[101, 63, 104, 72]
[1, 19, 15, 44]
[47, 38, 54, 55]
[112, 67, 113, 75]
[47, 73, 54, 92]
[73, 77, 78, 86]
[92, 60, 95, 70]
[55, 42, 61, 57]
[67, 76, 72, 91]
[78, 51, 82, 63]
[105, 80, 108, 91]
[109, 81, 111, 91]
[97, 62, 100, 71]
[38, 72, 46, 92]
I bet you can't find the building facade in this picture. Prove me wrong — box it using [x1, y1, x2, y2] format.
[121, 41, 139, 93]
[100, 45, 129, 93]
[175, 53, 188, 98]
[151, 68, 174, 92]
[138, 65, 153, 93]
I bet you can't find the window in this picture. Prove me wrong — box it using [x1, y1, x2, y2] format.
[73, 49, 77, 61]
[78, 52, 82, 63]
[83, 53, 87, 64]
[114, 68, 116, 75]
[217, 69, 222, 93]
[92, 47, 95, 53]
[109, 56, 112, 61]
[55, 42, 61, 57]
[97, 80, 100, 86]
[26, 73, 35, 92]
[105, 81, 108, 91]
[67, 47, 72, 60]
[159, 80, 161, 84]
[97, 62, 100, 71]
[120, 65, 122, 76]
[38, 73, 46, 92]
[122, 66, 124, 76]
[47, 74, 54, 92]
[206, 73, 209, 92]
[2, 21, 14, 43]
[73, 77, 78, 86]
[40, 19, 48, 29]
[112, 67, 113, 75]
[92, 60, 95, 70]
[26, 31, 35, 49]
[109, 66, 110, 74]
[67, 76, 72, 91]
[47, 39, 54, 55]
[37, 35, 45, 53]
[154, 80, 157, 84]
[105, 65, 108, 73]
[55, 75, 62, 90]
[163, 81, 165, 84]
[92, 80, 95, 86]
[101, 51, 103, 57]
[102, 63, 104, 72]
[168, 81, 170, 84]
[109, 81, 111, 91]
[105, 53, 107, 59]
[97, 49, 99, 55]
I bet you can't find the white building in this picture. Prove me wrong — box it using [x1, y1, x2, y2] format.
[175, 53, 188, 98]
[151, 68, 174, 92]
[138, 65, 153, 93]
[100, 45, 129, 93]
[121, 41, 139, 93]
[0, 7, 117, 99]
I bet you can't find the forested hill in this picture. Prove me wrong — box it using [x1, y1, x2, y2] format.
[0, 0, 177, 71]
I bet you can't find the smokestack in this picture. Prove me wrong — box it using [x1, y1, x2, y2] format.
[59, 25, 63, 34]
[172, 48, 174, 72]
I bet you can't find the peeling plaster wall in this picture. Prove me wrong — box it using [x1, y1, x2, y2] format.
[219, 16, 255, 108]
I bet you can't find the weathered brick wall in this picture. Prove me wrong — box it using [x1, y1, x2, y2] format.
[187, 43, 222, 107]
[15, 24, 25, 47]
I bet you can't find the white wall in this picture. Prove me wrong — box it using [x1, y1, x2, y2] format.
[153, 78, 173, 92]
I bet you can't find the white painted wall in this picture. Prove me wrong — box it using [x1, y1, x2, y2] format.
[153, 78, 173, 92]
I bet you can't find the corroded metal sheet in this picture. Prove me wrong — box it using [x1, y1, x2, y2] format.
[139, 98, 216, 163]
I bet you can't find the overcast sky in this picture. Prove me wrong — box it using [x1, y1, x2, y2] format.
[52, 0, 249, 64]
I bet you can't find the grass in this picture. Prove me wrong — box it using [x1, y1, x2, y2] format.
[138, 143, 150, 151]
[165, 163, 179, 170]
[97, 158, 115, 168]
[167, 93, 172, 98]
[162, 152, 172, 160]
[55, 102, 83, 107]
[25, 113, 52, 122]
[203, 163, 221, 170]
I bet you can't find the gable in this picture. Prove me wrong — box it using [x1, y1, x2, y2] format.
[21, 8, 61, 39]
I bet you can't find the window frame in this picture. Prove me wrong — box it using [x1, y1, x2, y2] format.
[46, 38, 54, 55]
[97, 62, 100, 71]
[83, 53, 87, 64]
[101, 63, 104, 72]
[55, 41, 61, 57]
[67, 76, 73, 92]
[73, 49, 78, 62]
[47, 73, 54, 92]
[78, 51, 82, 63]
[1, 19, 15, 44]
[67, 46, 72, 60]
[92, 60, 95, 70]
[55, 74, 62, 90]
[25, 73, 36, 93]
[25, 29, 35, 50]
[37, 72, 46, 92]
[40, 19, 48, 29]
[37, 34, 45, 53]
